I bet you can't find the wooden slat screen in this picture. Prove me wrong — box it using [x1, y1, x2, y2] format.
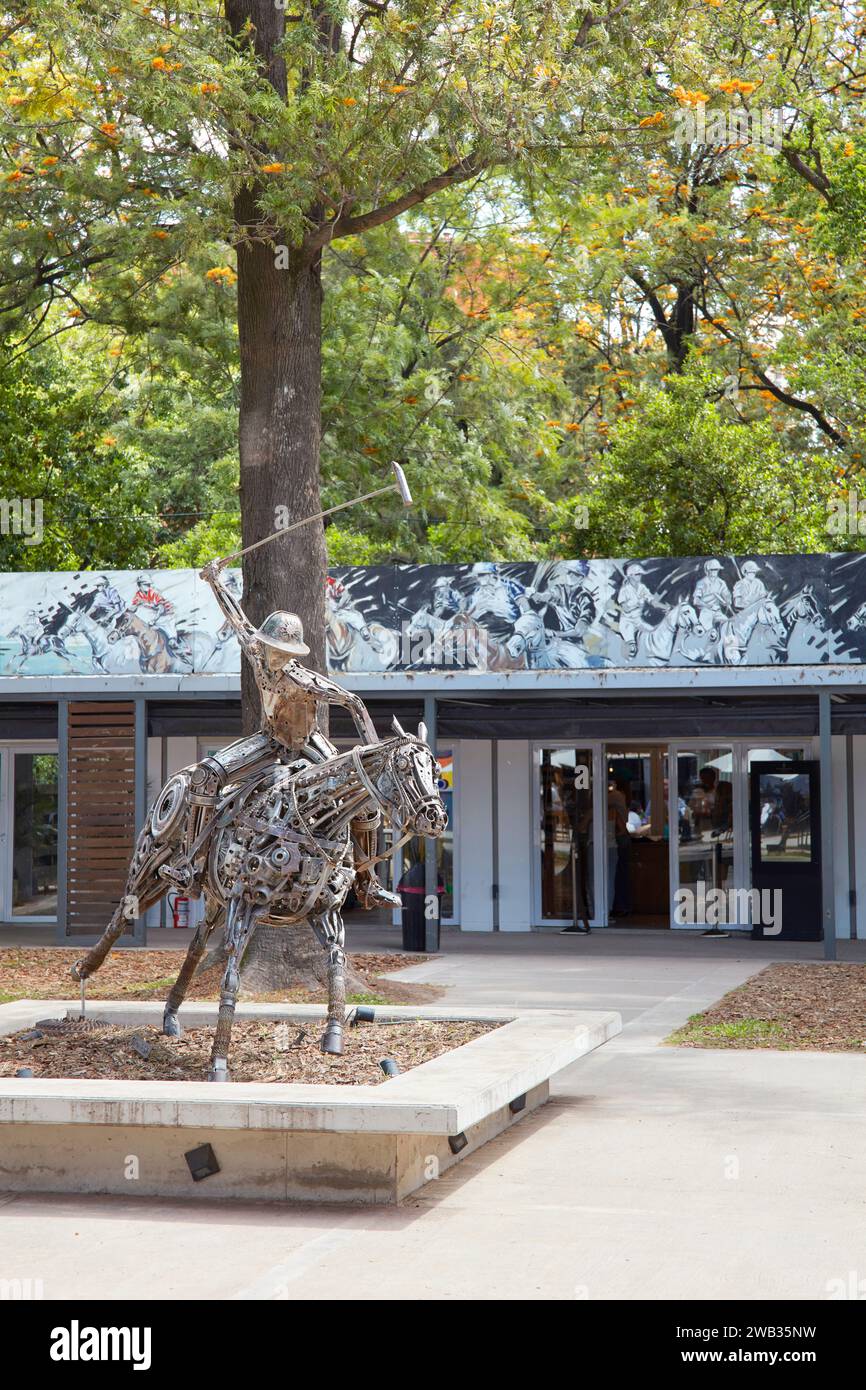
[66, 701, 137, 936]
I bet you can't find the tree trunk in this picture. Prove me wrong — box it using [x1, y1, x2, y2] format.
[198, 921, 370, 996]
[221, 3, 347, 997]
[235, 229, 328, 727]
[227, 0, 329, 730]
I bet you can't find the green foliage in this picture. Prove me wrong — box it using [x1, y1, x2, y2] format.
[0, 351, 156, 569]
[156, 510, 240, 568]
[575, 369, 829, 557]
[0, 3, 863, 572]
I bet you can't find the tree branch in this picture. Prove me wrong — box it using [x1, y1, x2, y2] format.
[781, 145, 834, 204]
[303, 156, 486, 254]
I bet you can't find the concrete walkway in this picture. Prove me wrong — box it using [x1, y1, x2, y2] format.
[3, 930, 866, 1300]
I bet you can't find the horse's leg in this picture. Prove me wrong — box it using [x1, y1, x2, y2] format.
[162, 896, 223, 1037]
[71, 829, 172, 983]
[311, 907, 347, 1056]
[207, 893, 259, 1082]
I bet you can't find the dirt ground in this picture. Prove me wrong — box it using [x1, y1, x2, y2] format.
[668, 962, 866, 1052]
[0, 1017, 496, 1084]
[0, 947, 438, 1006]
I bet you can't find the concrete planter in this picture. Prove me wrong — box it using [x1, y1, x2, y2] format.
[0, 1001, 620, 1203]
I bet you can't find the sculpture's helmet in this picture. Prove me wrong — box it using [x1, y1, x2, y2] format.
[255, 611, 310, 657]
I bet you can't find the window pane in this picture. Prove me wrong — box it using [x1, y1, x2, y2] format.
[540, 749, 594, 921]
[13, 753, 58, 918]
[758, 771, 813, 864]
[676, 749, 734, 918]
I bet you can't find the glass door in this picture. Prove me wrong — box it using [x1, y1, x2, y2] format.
[670, 743, 807, 929]
[672, 748, 735, 926]
[539, 748, 595, 924]
[605, 745, 670, 926]
[0, 745, 59, 922]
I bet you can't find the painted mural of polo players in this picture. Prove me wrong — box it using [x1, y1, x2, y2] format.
[66, 575, 125, 673]
[160, 560, 400, 911]
[465, 562, 529, 625]
[693, 560, 787, 664]
[8, 610, 49, 672]
[616, 562, 659, 658]
[724, 560, 786, 663]
[132, 574, 191, 664]
[732, 560, 767, 612]
[431, 573, 463, 619]
[325, 576, 399, 671]
[529, 560, 597, 641]
[692, 559, 732, 641]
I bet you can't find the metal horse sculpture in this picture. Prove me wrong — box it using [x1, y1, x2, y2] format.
[72, 721, 446, 1080]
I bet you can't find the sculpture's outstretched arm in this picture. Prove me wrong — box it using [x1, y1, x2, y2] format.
[291, 663, 378, 745]
[200, 560, 257, 649]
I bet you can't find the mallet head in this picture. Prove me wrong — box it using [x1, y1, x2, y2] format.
[391, 462, 413, 507]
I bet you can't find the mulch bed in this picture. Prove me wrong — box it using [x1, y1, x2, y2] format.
[0, 948, 437, 1007]
[0, 1017, 496, 1084]
[668, 962, 866, 1052]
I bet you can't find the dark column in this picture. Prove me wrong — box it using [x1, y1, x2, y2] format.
[819, 691, 836, 960]
[55, 698, 68, 942]
[423, 693, 439, 952]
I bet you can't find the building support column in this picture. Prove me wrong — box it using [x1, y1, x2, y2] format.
[819, 691, 836, 960]
[846, 733, 857, 941]
[423, 693, 439, 952]
[134, 696, 148, 946]
[55, 698, 68, 942]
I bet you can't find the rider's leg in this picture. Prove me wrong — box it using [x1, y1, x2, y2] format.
[621, 617, 639, 659]
[160, 732, 281, 888]
[351, 810, 401, 910]
[299, 734, 400, 909]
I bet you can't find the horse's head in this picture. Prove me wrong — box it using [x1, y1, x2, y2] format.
[363, 719, 447, 838]
[107, 609, 134, 645]
[848, 601, 866, 633]
[506, 612, 544, 660]
[759, 600, 788, 645]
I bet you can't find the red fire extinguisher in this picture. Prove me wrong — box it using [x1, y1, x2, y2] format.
[168, 892, 190, 929]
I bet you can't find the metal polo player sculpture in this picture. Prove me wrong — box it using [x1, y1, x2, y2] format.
[72, 467, 447, 1079]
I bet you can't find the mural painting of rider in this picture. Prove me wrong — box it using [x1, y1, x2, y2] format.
[732, 560, 768, 611]
[465, 562, 529, 625]
[131, 573, 187, 658]
[692, 559, 732, 641]
[431, 573, 464, 619]
[616, 563, 657, 659]
[530, 559, 597, 641]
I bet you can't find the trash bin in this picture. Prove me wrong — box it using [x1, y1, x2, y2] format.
[399, 886, 428, 951]
[397, 856, 443, 952]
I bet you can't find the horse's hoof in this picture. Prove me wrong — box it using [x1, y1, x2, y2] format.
[321, 1024, 344, 1056]
[207, 1061, 230, 1082]
[162, 1009, 183, 1038]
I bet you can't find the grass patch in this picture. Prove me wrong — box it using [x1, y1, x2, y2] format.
[121, 976, 176, 995]
[666, 963, 866, 1052]
[668, 1016, 786, 1047]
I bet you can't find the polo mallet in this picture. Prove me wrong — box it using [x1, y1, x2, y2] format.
[215, 462, 413, 567]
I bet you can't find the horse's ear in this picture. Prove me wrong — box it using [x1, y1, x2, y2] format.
[418, 720, 428, 743]
[391, 716, 406, 737]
